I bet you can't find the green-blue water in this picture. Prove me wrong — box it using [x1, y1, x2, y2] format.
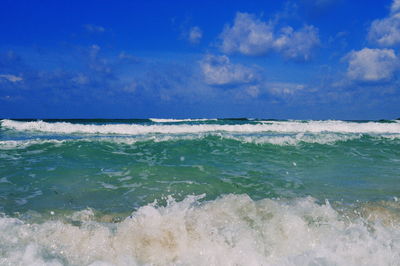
[0, 119, 400, 265]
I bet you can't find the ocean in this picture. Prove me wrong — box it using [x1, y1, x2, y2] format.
[0, 118, 399, 265]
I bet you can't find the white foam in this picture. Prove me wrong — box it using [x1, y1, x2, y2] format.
[2, 119, 400, 135]
[0, 195, 399, 265]
[223, 132, 363, 145]
[0, 139, 66, 150]
[0, 132, 366, 150]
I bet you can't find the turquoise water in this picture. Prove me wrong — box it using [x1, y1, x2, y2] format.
[0, 119, 400, 265]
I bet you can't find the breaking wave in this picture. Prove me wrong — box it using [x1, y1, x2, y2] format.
[0, 195, 399, 266]
[2, 119, 400, 135]
[1, 132, 389, 150]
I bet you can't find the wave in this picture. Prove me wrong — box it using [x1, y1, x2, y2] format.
[149, 118, 217, 123]
[0, 194, 399, 265]
[0, 139, 67, 150]
[2, 119, 400, 135]
[1, 132, 389, 150]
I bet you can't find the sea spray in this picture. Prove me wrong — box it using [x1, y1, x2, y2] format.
[0, 195, 399, 265]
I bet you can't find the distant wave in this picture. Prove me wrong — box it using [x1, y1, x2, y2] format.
[149, 118, 217, 123]
[2, 119, 400, 135]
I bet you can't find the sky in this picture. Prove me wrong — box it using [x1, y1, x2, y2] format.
[0, 0, 400, 119]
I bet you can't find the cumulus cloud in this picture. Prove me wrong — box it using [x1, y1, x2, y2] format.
[219, 12, 320, 60]
[345, 48, 398, 82]
[188, 26, 203, 44]
[368, 0, 400, 46]
[368, 14, 400, 46]
[200, 54, 258, 85]
[0, 74, 23, 82]
[219, 13, 275, 56]
[392, 0, 400, 13]
[274, 25, 319, 61]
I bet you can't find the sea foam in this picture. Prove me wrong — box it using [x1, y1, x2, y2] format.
[0, 132, 373, 150]
[0, 195, 399, 265]
[2, 119, 400, 135]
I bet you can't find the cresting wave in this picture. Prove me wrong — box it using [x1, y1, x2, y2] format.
[2, 119, 400, 135]
[0, 195, 399, 266]
[0, 133, 368, 150]
[2, 132, 396, 150]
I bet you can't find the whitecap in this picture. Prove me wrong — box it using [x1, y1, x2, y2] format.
[3, 119, 400, 135]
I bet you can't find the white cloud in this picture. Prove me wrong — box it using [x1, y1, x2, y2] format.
[368, 13, 400, 47]
[245, 85, 260, 97]
[346, 48, 398, 82]
[89, 44, 101, 58]
[220, 13, 275, 56]
[267, 82, 305, 95]
[219, 12, 320, 60]
[84, 24, 105, 33]
[274, 25, 319, 61]
[0, 74, 23, 82]
[200, 54, 257, 85]
[72, 74, 89, 85]
[118, 51, 139, 63]
[392, 0, 400, 13]
[121, 81, 138, 93]
[188, 26, 203, 44]
[368, 0, 400, 46]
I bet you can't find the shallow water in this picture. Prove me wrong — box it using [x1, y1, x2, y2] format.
[0, 119, 400, 265]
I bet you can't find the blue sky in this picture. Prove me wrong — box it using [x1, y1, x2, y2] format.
[0, 0, 400, 119]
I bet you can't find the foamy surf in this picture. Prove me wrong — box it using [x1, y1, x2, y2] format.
[0, 195, 399, 266]
[0, 132, 369, 150]
[2, 119, 400, 135]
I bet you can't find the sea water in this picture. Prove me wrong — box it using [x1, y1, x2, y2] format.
[0, 118, 399, 265]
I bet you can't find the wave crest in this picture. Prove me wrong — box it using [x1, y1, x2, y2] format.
[2, 119, 400, 135]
